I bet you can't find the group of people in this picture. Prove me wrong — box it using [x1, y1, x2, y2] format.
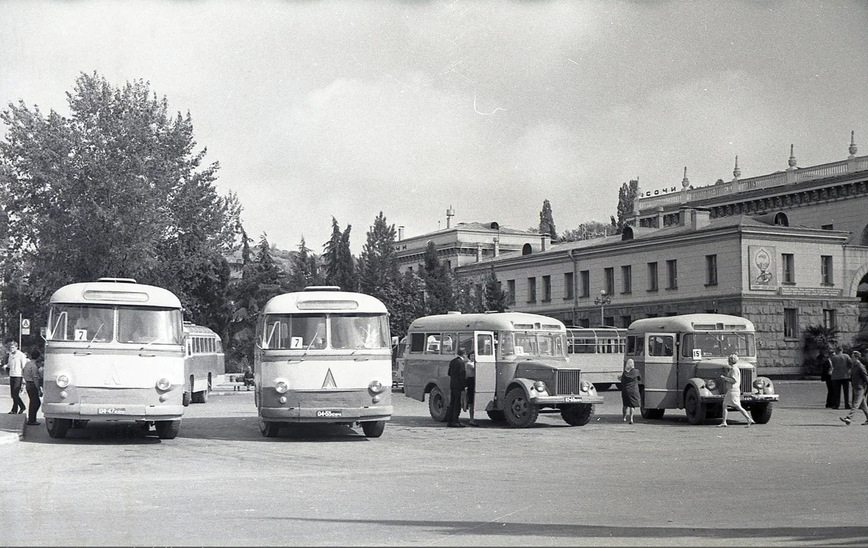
[445, 348, 479, 427]
[820, 345, 868, 426]
[2, 340, 43, 426]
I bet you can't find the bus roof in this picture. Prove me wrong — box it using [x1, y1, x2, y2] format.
[408, 312, 565, 332]
[566, 326, 626, 337]
[183, 322, 220, 337]
[262, 289, 388, 315]
[49, 280, 182, 309]
[626, 313, 755, 333]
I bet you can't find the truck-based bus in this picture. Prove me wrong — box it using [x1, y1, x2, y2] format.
[255, 286, 392, 438]
[43, 278, 185, 439]
[403, 311, 603, 428]
[624, 313, 779, 424]
[566, 327, 626, 391]
[183, 322, 225, 405]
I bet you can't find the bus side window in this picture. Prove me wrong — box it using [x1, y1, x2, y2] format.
[648, 335, 674, 357]
[442, 334, 455, 354]
[476, 333, 493, 356]
[409, 332, 425, 353]
[425, 334, 441, 353]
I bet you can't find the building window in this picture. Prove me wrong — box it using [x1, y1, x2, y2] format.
[821, 255, 833, 285]
[784, 308, 799, 339]
[705, 255, 718, 286]
[507, 279, 516, 305]
[620, 315, 632, 328]
[823, 309, 837, 331]
[542, 275, 551, 302]
[648, 262, 658, 292]
[666, 259, 678, 290]
[580, 270, 590, 298]
[604, 267, 615, 296]
[527, 277, 537, 303]
[564, 272, 574, 300]
[577, 318, 590, 328]
[782, 253, 795, 284]
[621, 265, 632, 294]
[822, 224, 833, 230]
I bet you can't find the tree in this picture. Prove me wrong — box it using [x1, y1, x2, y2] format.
[0, 71, 237, 331]
[560, 221, 616, 242]
[420, 241, 454, 314]
[539, 199, 557, 240]
[614, 179, 639, 233]
[385, 270, 426, 340]
[358, 211, 399, 302]
[322, 217, 357, 291]
[483, 268, 508, 312]
[287, 236, 321, 291]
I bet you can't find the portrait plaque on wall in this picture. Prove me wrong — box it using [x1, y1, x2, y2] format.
[748, 245, 777, 291]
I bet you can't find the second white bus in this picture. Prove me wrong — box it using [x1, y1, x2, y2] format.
[183, 322, 225, 405]
[566, 327, 626, 391]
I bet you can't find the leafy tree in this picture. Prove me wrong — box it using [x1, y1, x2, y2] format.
[0, 71, 237, 331]
[420, 241, 454, 314]
[614, 179, 639, 233]
[539, 199, 557, 240]
[560, 221, 616, 242]
[384, 270, 426, 340]
[483, 268, 508, 312]
[287, 236, 321, 291]
[322, 217, 357, 291]
[358, 211, 399, 302]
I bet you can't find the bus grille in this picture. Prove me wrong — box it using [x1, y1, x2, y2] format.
[740, 368, 755, 393]
[556, 370, 582, 395]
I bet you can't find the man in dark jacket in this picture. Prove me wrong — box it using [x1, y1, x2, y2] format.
[840, 351, 868, 425]
[446, 349, 467, 427]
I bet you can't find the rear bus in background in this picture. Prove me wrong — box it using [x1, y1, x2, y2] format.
[403, 312, 603, 428]
[566, 327, 626, 391]
[625, 313, 779, 424]
[43, 278, 185, 439]
[255, 287, 392, 438]
[182, 322, 225, 405]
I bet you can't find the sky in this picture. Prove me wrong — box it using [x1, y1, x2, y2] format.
[2, 1, 867, 255]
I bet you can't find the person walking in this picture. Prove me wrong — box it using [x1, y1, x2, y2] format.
[22, 349, 42, 426]
[719, 354, 755, 428]
[829, 346, 853, 410]
[465, 351, 479, 426]
[620, 358, 641, 424]
[446, 349, 467, 427]
[820, 351, 836, 408]
[840, 350, 868, 426]
[4, 340, 27, 414]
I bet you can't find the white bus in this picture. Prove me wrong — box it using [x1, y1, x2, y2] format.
[183, 322, 225, 405]
[403, 312, 603, 428]
[255, 286, 392, 438]
[566, 327, 626, 391]
[43, 278, 185, 439]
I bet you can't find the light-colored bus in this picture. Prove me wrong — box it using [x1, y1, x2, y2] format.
[255, 286, 392, 438]
[43, 278, 185, 439]
[624, 313, 779, 424]
[566, 327, 626, 391]
[403, 312, 603, 428]
[182, 322, 225, 405]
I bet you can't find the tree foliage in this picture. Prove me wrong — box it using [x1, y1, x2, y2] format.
[420, 241, 455, 314]
[322, 217, 357, 291]
[539, 199, 557, 240]
[614, 179, 639, 233]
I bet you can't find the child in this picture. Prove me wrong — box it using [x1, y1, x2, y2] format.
[620, 358, 641, 424]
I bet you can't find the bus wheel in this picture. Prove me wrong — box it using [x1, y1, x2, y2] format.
[155, 420, 180, 440]
[259, 418, 280, 438]
[46, 418, 71, 439]
[504, 387, 539, 428]
[486, 410, 506, 422]
[561, 404, 593, 426]
[684, 387, 707, 425]
[750, 402, 773, 424]
[428, 386, 448, 422]
[361, 420, 386, 438]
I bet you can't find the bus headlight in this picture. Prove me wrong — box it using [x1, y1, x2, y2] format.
[580, 381, 592, 392]
[56, 375, 70, 389]
[156, 378, 171, 391]
[753, 379, 765, 389]
[368, 380, 385, 394]
[706, 379, 717, 391]
[533, 380, 547, 393]
[275, 381, 289, 394]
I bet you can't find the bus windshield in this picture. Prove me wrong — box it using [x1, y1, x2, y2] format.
[48, 304, 115, 342]
[331, 314, 389, 350]
[683, 332, 756, 359]
[117, 307, 183, 345]
[264, 314, 327, 349]
[499, 331, 566, 358]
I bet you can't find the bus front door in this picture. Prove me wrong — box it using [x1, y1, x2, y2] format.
[641, 333, 677, 409]
[473, 332, 496, 414]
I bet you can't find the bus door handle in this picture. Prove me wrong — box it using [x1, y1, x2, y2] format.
[354, 357, 369, 361]
[73, 351, 91, 356]
[138, 352, 156, 357]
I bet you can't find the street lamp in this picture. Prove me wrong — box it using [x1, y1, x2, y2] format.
[594, 289, 611, 326]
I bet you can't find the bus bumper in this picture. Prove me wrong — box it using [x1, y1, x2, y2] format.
[42, 403, 184, 420]
[700, 394, 780, 404]
[260, 406, 393, 423]
[531, 395, 605, 406]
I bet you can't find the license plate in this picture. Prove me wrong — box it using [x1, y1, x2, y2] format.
[98, 408, 127, 415]
[316, 410, 342, 418]
[564, 396, 581, 403]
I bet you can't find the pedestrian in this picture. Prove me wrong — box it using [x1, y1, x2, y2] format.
[820, 350, 836, 408]
[22, 348, 42, 426]
[840, 350, 868, 426]
[465, 351, 479, 426]
[446, 349, 467, 427]
[4, 340, 27, 414]
[620, 358, 640, 424]
[719, 354, 755, 428]
[828, 345, 853, 410]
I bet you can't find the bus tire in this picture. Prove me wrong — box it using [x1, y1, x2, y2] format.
[750, 402, 773, 424]
[640, 388, 665, 420]
[684, 387, 706, 425]
[259, 418, 280, 438]
[504, 387, 539, 428]
[155, 420, 180, 440]
[428, 386, 448, 422]
[46, 418, 71, 439]
[561, 404, 593, 426]
[361, 420, 386, 438]
[486, 410, 506, 422]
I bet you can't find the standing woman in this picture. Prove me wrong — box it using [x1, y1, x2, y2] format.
[22, 349, 42, 426]
[620, 358, 641, 424]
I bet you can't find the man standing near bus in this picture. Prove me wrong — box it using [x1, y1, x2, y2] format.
[446, 349, 467, 427]
[719, 354, 755, 428]
[4, 340, 27, 414]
